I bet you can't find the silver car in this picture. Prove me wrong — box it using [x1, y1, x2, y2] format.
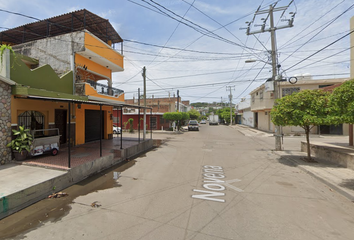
[188, 120, 199, 131]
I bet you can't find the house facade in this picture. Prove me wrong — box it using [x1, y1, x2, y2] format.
[113, 97, 191, 131]
[235, 97, 254, 127]
[0, 9, 125, 148]
[249, 77, 349, 135]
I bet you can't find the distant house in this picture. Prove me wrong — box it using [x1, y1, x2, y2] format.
[236, 97, 254, 127]
[249, 77, 349, 135]
[113, 96, 191, 130]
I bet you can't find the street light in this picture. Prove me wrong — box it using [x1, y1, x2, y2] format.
[245, 59, 270, 64]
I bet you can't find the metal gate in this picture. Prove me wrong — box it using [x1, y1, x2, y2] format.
[150, 116, 157, 130]
[85, 110, 104, 142]
[18, 111, 44, 130]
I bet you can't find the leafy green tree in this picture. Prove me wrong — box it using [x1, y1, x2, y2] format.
[329, 79, 354, 145]
[163, 112, 182, 131]
[191, 102, 208, 108]
[181, 112, 190, 124]
[329, 79, 354, 124]
[271, 89, 331, 161]
[188, 109, 200, 120]
[128, 118, 134, 133]
[214, 108, 235, 124]
[163, 112, 182, 121]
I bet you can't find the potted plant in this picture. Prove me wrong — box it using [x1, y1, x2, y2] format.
[6, 126, 33, 161]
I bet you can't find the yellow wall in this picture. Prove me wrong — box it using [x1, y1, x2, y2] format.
[75, 103, 114, 145]
[85, 84, 125, 102]
[11, 97, 114, 146]
[11, 97, 70, 127]
[75, 54, 111, 79]
[84, 32, 124, 70]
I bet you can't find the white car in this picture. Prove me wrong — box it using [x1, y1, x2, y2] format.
[113, 125, 121, 134]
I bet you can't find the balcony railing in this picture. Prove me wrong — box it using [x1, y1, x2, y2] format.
[86, 80, 124, 97]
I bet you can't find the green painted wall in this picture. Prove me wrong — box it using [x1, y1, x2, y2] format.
[12, 86, 88, 101]
[10, 53, 73, 94]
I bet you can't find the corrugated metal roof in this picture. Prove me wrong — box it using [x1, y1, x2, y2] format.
[0, 9, 123, 45]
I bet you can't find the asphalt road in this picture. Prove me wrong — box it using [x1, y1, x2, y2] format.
[3, 124, 354, 240]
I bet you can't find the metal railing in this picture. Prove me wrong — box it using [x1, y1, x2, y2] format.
[86, 80, 124, 97]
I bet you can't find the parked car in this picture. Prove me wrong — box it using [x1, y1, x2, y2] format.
[113, 125, 121, 134]
[200, 119, 206, 124]
[188, 120, 199, 131]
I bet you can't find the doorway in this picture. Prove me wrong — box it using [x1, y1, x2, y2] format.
[55, 109, 67, 144]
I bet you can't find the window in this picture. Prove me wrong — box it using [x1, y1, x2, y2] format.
[18, 111, 44, 134]
[260, 90, 264, 100]
[252, 94, 255, 103]
[282, 87, 300, 97]
[189, 120, 198, 125]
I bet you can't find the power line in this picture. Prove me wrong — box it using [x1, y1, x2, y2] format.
[278, 0, 347, 50]
[281, 2, 354, 64]
[147, 0, 195, 67]
[124, 39, 262, 55]
[284, 28, 354, 72]
[139, 0, 261, 50]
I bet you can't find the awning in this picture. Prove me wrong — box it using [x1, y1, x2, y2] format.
[14, 95, 152, 109]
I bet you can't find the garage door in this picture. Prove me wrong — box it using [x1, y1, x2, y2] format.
[85, 110, 104, 142]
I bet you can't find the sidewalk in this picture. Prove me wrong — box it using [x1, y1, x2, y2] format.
[0, 135, 155, 220]
[232, 124, 354, 201]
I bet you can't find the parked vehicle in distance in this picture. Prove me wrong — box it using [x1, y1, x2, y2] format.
[209, 115, 219, 125]
[200, 119, 207, 124]
[113, 124, 121, 134]
[188, 120, 199, 131]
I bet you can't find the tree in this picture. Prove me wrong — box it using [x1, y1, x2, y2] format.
[180, 112, 190, 125]
[271, 89, 331, 161]
[188, 109, 200, 120]
[128, 118, 134, 133]
[163, 112, 182, 131]
[329, 79, 354, 145]
[214, 107, 235, 124]
[329, 79, 354, 124]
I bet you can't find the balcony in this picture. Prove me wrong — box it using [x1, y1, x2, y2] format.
[86, 80, 124, 97]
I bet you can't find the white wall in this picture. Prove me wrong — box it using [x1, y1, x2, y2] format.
[242, 110, 254, 127]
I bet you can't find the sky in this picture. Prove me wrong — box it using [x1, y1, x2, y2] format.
[0, 0, 353, 104]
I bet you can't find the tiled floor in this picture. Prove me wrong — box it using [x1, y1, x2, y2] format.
[19, 136, 145, 170]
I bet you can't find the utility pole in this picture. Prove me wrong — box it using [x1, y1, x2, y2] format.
[177, 90, 180, 112]
[177, 90, 180, 131]
[226, 86, 235, 125]
[246, 2, 295, 151]
[142, 66, 146, 140]
[138, 88, 141, 143]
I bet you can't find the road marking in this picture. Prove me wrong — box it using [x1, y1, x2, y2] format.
[223, 179, 244, 192]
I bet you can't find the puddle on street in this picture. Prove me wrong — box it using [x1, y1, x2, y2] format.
[0, 160, 136, 240]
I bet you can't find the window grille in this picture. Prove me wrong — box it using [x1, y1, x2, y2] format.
[282, 87, 300, 97]
[18, 111, 44, 130]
